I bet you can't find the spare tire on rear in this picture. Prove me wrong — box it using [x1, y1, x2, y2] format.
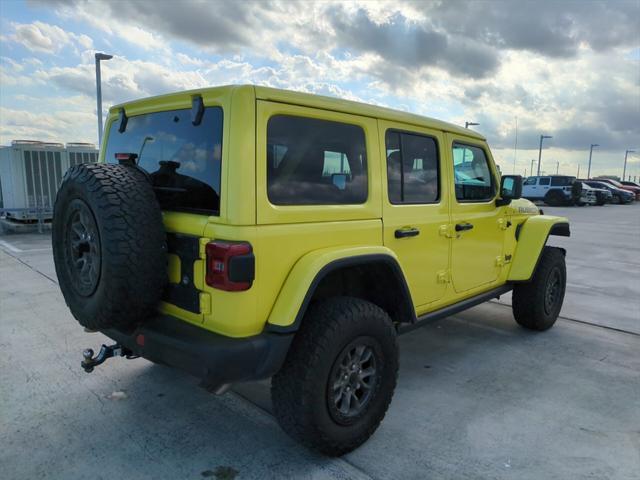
[52, 163, 167, 331]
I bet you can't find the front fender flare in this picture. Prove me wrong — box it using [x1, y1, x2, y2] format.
[508, 215, 569, 282]
[266, 246, 413, 332]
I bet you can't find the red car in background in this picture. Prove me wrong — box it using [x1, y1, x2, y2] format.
[594, 178, 640, 200]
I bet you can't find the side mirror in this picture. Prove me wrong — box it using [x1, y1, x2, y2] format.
[496, 175, 522, 206]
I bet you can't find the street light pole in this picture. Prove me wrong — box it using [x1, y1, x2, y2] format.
[622, 149, 635, 181]
[530, 159, 535, 177]
[537, 135, 552, 176]
[465, 121, 479, 129]
[95, 52, 113, 148]
[556, 161, 559, 174]
[587, 143, 599, 179]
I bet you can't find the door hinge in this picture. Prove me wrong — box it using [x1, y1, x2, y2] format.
[437, 270, 451, 284]
[439, 224, 457, 239]
[498, 218, 512, 230]
[199, 292, 211, 315]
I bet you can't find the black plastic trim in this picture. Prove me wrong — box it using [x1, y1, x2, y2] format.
[191, 95, 204, 126]
[266, 254, 415, 334]
[164, 233, 201, 313]
[398, 285, 513, 334]
[118, 109, 128, 133]
[102, 315, 294, 392]
[549, 222, 570, 237]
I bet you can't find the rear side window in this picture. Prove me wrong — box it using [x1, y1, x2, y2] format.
[452, 143, 495, 201]
[105, 107, 223, 215]
[550, 176, 575, 186]
[539, 177, 551, 186]
[267, 115, 367, 205]
[386, 130, 439, 204]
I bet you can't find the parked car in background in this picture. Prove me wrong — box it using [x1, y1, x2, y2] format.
[577, 183, 598, 206]
[621, 180, 640, 189]
[583, 180, 634, 204]
[594, 178, 640, 200]
[522, 175, 582, 206]
[576, 181, 611, 205]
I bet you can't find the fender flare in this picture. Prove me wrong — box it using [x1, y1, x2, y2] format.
[508, 215, 570, 282]
[265, 246, 415, 333]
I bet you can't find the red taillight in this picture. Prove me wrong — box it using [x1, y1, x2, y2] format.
[205, 241, 254, 291]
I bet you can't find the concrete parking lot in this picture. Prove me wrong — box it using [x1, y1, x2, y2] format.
[1, 204, 639, 480]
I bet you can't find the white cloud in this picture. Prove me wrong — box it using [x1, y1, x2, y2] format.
[10, 21, 94, 54]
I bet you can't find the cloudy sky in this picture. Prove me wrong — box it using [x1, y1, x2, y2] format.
[1, 0, 639, 177]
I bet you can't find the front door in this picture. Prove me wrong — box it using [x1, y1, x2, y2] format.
[446, 134, 506, 293]
[381, 121, 450, 307]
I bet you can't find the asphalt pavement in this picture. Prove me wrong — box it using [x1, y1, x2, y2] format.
[1, 203, 639, 480]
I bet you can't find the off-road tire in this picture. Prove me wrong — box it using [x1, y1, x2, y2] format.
[544, 190, 564, 207]
[271, 297, 398, 456]
[512, 246, 566, 331]
[53, 163, 167, 330]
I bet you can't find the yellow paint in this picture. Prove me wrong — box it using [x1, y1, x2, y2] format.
[101, 85, 568, 338]
[508, 215, 569, 281]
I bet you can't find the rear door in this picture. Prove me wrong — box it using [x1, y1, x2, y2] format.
[446, 134, 506, 294]
[379, 120, 450, 307]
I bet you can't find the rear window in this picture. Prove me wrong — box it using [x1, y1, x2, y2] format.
[550, 176, 575, 186]
[105, 107, 223, 214]
[267, 115, 367, 205]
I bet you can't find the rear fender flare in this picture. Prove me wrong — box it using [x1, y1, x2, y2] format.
[265, 246, 414, 333]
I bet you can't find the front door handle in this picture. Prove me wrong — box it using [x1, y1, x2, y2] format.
[455, 223, 474, 232]
[395, 227, 420, 238]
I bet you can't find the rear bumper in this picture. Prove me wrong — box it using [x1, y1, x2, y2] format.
[102, 315, 294, 392]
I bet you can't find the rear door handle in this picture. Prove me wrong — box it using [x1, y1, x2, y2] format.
[395, 227, 420, 238]
[455, 223, 474, 232]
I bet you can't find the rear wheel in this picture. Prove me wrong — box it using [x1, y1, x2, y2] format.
[544, 190, 565, 207]
[512, 247, 566, 331]
[271, 297, 398, 456]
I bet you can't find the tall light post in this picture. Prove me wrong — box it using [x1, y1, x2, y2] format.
[530, 159, 535, 177]
[537, 135, 552, 176]
[586, 143, 599, 179]
[556, 161, 559, 174]
[465, 121, 479, 129]
[623, 149, 635, 181]
[95, 52, 113, 148]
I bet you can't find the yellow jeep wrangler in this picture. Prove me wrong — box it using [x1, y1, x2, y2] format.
[52, 85, 569, 456]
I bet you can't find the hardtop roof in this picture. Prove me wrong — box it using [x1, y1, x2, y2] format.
[111, 85, 485, 140]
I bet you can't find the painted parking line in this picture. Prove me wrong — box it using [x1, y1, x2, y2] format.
[0, 239, 52, 254]
[0, 239, 22, 253]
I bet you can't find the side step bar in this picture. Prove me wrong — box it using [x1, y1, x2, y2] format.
[398, 285, 513, 335]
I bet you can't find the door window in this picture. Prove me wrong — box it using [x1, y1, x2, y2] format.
[539, 177, 551, 186]
[452, 143, 495, 201]
[523, 177, 537, 185]
[386, 130, 439, 204]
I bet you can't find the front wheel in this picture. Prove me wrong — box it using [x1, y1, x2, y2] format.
[512, 246, 566, 331]
[271, 297, 398, 456]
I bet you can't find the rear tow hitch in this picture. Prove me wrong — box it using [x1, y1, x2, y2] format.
[81, 344, 138, 373]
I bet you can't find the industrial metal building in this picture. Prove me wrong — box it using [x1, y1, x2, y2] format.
[0, 140, 98, 220]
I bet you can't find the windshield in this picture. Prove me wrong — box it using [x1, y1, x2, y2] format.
[105, 106, 223, 214]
